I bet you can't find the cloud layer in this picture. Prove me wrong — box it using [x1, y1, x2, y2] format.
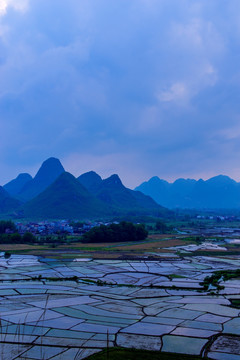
[1, 0, 240, 187]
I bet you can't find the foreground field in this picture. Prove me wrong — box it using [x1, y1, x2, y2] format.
[1, 252, 240, 359]
[87, 348, 203, 359]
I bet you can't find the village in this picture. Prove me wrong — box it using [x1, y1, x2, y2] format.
[15, 220, 118, 236]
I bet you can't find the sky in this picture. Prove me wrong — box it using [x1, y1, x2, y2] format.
[0, 0, 240, 188]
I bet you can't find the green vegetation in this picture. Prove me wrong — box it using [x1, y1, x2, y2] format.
[0, 231, 70, 245]
[23, 172, 108, 220]
[230, 299, 240, 308]
[180, 236, 204, 244]
[20, 168, 167, 220]
[169, 274, 186, 279]
[200, 269, 240, 290]
[191, 250, 239, 257]
[69, 221, 85, 228]
[155, 220, 169, 233]
[0, 221, 44, 245]
[4, 251, 11, 259]
[86, 348, 204, 360]
[22, 232, 36, 243]
[112, 215, 170, 224]
[82, 221, 148, 243]
[0, 220, 16, 233]
[0, 231, 37, 245]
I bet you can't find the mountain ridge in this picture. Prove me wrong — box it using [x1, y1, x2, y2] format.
[4, 173, 32, 197]
[0, 158, 165, 219]
[3, 156, 240, 214]
[78, 172, 165, 217]
[22, 172, 110, 220]
[16, 157, 65, 202]
[0, 186, 21, 214]
[135, 175, 240, 209]
[22, 170, 165, 220]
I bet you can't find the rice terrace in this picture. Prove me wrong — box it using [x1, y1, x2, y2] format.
[1, 220, 240, 359]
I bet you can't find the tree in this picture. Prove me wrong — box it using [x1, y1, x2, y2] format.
[10, 233, 22, 243]
[22, 232, 36, 243]
[0, 220, 16, 234]
[82, 221, 148, 243]
[155, 221, 167, 233]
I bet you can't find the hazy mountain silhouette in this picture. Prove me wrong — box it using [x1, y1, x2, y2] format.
[79, 172, 165, 216]
[1, 158, 168, 218]
[4, 173, 32, 197]
[3, 157, 240, 216]
[0, 186, 21, 214]
[17, 157, 65, 201]
[78, 171, 102, 193]
[135, 175, 240, 209]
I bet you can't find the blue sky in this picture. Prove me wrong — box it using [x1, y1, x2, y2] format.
[0, 0, 240, 188]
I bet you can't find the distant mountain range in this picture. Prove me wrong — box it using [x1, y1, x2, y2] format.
[4, 157, 240, 219]
[135, 175, 240, 209]
[0, 158, 166, 219]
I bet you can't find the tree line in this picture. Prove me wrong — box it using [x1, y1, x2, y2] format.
[82, 221, 148, 243]
[0, 220, 148, 244]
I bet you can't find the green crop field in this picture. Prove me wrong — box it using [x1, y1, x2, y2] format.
[86, 348, 205, 360]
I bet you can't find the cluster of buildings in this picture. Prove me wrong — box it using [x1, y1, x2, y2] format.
[196, 215, 240, 221]
[16, 221, 74, 235]
[15, 220, 118, 236]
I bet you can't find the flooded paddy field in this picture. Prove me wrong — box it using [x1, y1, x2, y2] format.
[1, 253, 240, 359]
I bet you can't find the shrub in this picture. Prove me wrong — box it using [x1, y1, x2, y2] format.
[82, 221, 148, 243]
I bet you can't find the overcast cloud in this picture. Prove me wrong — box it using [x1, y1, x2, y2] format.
[0, 0, 240, 187]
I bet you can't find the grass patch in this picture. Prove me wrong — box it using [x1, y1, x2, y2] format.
[200, 268, 240, 290]
[86, 348, 204, 360]
[230, 299, 240, 308]
[169, 274, 186, 279]
[188, 250, 239, 257]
